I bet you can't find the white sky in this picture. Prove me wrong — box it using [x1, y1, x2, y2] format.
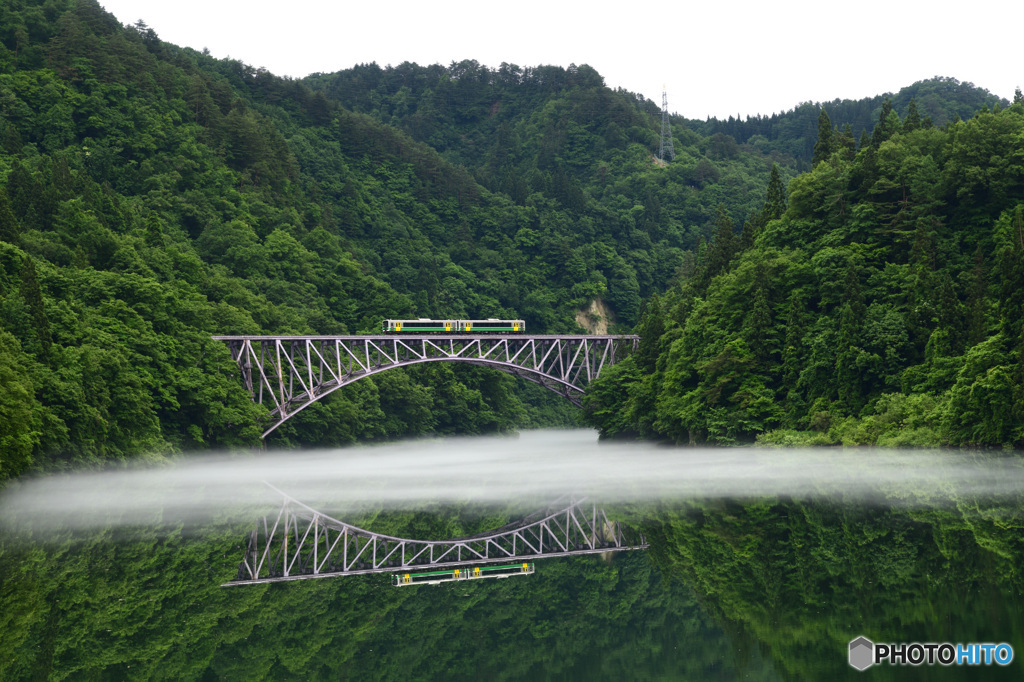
[98, 0, 1021, 120]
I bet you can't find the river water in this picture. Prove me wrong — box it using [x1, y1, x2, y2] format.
[2, 430, 1023, 680]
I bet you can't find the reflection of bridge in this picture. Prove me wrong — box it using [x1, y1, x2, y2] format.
[213, 335, 638, 437]
[223, 493, 648, 586]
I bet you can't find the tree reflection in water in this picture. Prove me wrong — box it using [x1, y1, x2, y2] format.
[2, 441, 1024, 680]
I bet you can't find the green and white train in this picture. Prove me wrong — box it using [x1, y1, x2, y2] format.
[382, 318, 525, 333]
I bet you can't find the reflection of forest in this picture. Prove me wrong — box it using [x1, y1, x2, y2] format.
[643, 496, 1024, 680]
[3, 496, 1023, 680]
[0, 509, 778, 681]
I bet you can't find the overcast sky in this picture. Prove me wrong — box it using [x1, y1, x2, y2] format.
[98, 0, 1021, 120]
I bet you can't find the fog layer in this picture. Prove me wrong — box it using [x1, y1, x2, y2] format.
[3, 429, 1023, 531]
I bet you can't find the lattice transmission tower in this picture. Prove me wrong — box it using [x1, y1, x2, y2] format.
[659, 87, 675, 162]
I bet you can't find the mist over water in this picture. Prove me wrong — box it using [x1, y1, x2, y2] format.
[3, 429, 1024, 532]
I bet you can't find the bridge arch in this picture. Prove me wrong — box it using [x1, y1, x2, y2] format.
[225, 490, 648, 585]
[214, 335, 638, 438]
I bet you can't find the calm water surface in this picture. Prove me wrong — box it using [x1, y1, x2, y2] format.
[2, 430, 1022, 680]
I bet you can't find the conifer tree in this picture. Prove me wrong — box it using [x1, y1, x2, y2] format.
[966, 245, 989, 347]
[635, 294, 664, 373]
[759, 164, 787, 226]
[0, 189, 19, 243]
[841, 261, 866, 319]
[834, 304, 861, 408]
[6, 160, 40, 230]
[18, 257, 51, 356]
[904, 99, 921, 132]
[781, 291, 807, 390]
[711, 205, 736, 259]
[837, 123, 856, 160]
[936, 271, 963, 344]
[746, 263, 773, 363]
[696, 206, 737, 292]
[871, 98, 900, 147]
[740, 218, 756, 250]
[812, 108, 835, 166]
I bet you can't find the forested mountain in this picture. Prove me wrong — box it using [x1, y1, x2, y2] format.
[694, 77, 1008, 167]
[0, 0, 604, 477]
[585, 93, 1024, 447]
[0, 0, 806, 480]
[304, 59, 799, 299]
[0, 0, 1018, 482]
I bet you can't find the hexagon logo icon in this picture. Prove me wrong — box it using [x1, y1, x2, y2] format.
[849, 636, 874, 671]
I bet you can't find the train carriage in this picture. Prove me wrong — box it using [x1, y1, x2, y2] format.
[382, 318, 525, 333]
[382, 319, 456, 333]
[460, 319, 524, 333]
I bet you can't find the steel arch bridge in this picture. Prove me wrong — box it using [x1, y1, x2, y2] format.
[224, 492, 648, 586]
[213, 335, 638, 437]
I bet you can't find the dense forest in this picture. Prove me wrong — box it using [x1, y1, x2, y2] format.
[694, 76, 1007, 166]
[0, 0, 1020, 485]
[0, 0, 791, 479]
[585, 95, 1024, 447]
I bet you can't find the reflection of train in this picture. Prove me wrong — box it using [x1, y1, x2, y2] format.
[393, 563, 534, 586]
[382, 318, 525, 333]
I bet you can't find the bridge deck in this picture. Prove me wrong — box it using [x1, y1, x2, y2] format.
[212, 334, 633, 341]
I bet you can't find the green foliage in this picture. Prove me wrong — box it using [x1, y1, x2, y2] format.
[0, 331, 41, 479]
[305, 60, 801, 327]
[1, 0, 1019, 474]
[695, 76, 1008, 165]
[587, 102, 1024, 447]
[3, 492, 1022, 680]
[0, 508, 783, 681]
[0, 1, 614, 475]
[649, 496, 1024, 680]
[811, 107, 835, 166]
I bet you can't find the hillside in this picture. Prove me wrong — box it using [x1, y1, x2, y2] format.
[0, 0, 578, 477]
[0, 0, 810, 479]
[304, 59, 801, 303]
[585, 93, 1024, 447]
[2, 0, 1018, 482]
[693, 76, 1009, 167]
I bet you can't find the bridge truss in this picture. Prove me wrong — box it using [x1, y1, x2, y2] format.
[213, 335, 638, 437]
[224, 493, 648, 586]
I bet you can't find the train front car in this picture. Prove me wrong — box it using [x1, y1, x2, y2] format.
[459, 319, 525, 333]
[382, 319, 455, 333]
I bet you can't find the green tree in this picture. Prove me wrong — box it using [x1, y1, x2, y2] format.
[0, 331, 41, 480]
[758, 164, 788, 226]
[634, 294, 665, 373]
[0, 189, 19, 243]
[18, 256, 51, 357]
[745, 263, 773, 364]
[871, 98, 900, 147]
[904, 98, 922, 132]
[812, 107, 835, 166]
[698, 205, 737, 289]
